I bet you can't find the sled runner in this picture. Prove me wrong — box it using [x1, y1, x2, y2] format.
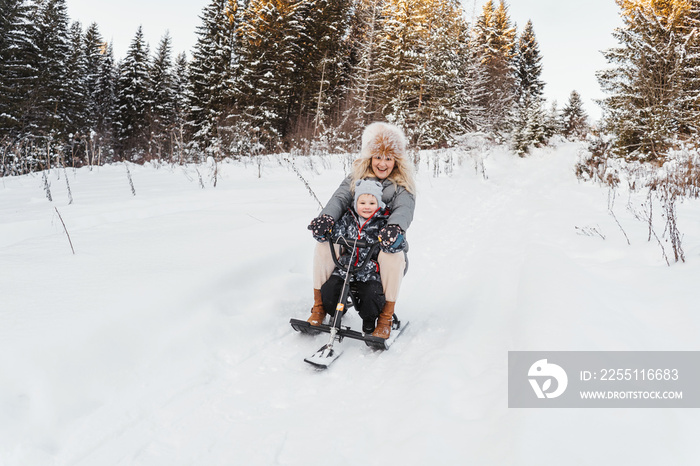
[290, 235, 408, 369]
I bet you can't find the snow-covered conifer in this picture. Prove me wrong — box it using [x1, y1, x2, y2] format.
[459, 29, 491, 133]
[412, 0, 471, 148]
[291, 0, 352, 139]
[64, 21, 89, 147]
[187, 0, 240, 155]
[511, 19, 547, 154]
[115, 26, 152, 160]
[84, 23, 105, 130]
[93, 41, 117, 162]
[235, 0, 302, 149]
[471, 0, 517, 137]
[150, 33, 178, 160]
[543, 100, 562, 139]
[511, 100, 546, 156]
[560, 90, 589, 140]
[514, 20, 544, 105]
[171, 52, 190, 162]
[31, 0, 71, 138]
[341, 0, 384, 141]
[83, 22, 117, 163]
[598, 0, 696, 161]
[373, 0, 431, 143]
[0, 0, 39, 137]
[680, 0, 700, 135]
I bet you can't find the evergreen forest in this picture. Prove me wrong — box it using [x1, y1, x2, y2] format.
[1, 0, 699, 176]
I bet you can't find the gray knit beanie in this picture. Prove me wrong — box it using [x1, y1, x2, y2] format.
[353, 179, 385, 210]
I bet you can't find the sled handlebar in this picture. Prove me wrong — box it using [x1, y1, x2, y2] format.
[331, 235, 370, 249]
[326, 234, 381, 273]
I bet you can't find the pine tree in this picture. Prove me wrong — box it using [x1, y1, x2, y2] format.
[115, 26, 152, 160]
[341, 0, 384, 140]
[560, 90, 589, 140]
[93, 41, 117, 163]
[188, 0, 240, 155]
[543, 100, 562, 139]
[471, 0, 517, 136]
[171, 52, 190, 162]
[511, 101, 546, 156]
[514, 20, 544, 105]
[236, 0, 302, 150]
[374, 0, 430, 143]
[0, 0, 39, 138]
[343, 0, 477, 147]
[511, 19, 547, 155]
[598, 0, 696, 161]
[413, 0, 470, 147]
[290, 0, 352, 139]
[31, 0, 71, 139]
[150, 32, 177, 160]
[459, 22, 490, 133]
[679, 0, 700, 135]
[83, 23, 116, 164]
[84, 23, 104, 132]
[64, 21, 89, 148]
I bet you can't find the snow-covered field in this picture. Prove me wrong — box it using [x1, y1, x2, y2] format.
[2, 143, 699, 465]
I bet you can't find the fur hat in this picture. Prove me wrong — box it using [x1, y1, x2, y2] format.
[353, 179, 385, 210]
[360, 122, 407, 160]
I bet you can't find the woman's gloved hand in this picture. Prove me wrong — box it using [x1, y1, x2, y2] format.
[378, 224, 404, 252]
[308, 214, 335, 241]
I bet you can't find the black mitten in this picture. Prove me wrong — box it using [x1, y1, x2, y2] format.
[308, 214, 335, 241]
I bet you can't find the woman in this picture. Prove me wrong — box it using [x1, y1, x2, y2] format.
[306, 122, 416, 339]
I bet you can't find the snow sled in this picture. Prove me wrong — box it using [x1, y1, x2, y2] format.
[289, 316, 406, 351]
[290, 235, 408, 369]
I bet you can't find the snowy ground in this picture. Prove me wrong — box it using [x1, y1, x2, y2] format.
[2, 142, 700, 465]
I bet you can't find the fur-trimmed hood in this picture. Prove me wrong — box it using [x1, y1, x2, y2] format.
[360, 122, 407, 160]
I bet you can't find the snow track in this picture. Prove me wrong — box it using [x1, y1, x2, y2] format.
[2, 147, 700, 465]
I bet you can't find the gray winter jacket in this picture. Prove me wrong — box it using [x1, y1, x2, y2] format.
[320, 176, 415, 232]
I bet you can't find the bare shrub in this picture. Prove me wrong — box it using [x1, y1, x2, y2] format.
[284, 156, 324, 210]
[575, 225, 606, 240]
[578, 140, 697, 265]
[42, 170, 52, 201]
[54, 207, 75, 255]
[648, 176, 686, 263]
[627, 191, 670, 266]
[125, 162, 136, 196]
[63, 166, 73, 204]
[607, 188, 630, 245]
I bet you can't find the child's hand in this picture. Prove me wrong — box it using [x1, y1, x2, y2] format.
[378, 224, 404, 252]
[308, 214, 335, 241]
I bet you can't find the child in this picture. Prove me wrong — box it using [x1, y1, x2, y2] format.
[319, 179, 400, 333]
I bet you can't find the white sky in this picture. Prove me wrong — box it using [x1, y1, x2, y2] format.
[65, 0, 624, 120]
[64, 0, 209, 59]
[469, 0, 624, 120]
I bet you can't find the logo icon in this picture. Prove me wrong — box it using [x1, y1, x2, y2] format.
[528, 359, 568, 399]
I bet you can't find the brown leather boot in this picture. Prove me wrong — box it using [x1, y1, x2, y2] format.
[307, 289, 326, 326]
[372, 301, 395, 339]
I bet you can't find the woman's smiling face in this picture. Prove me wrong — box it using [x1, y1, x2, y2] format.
[371, 154, 395, 180]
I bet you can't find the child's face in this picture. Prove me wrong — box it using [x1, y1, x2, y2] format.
[356, 193, 379, 219]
